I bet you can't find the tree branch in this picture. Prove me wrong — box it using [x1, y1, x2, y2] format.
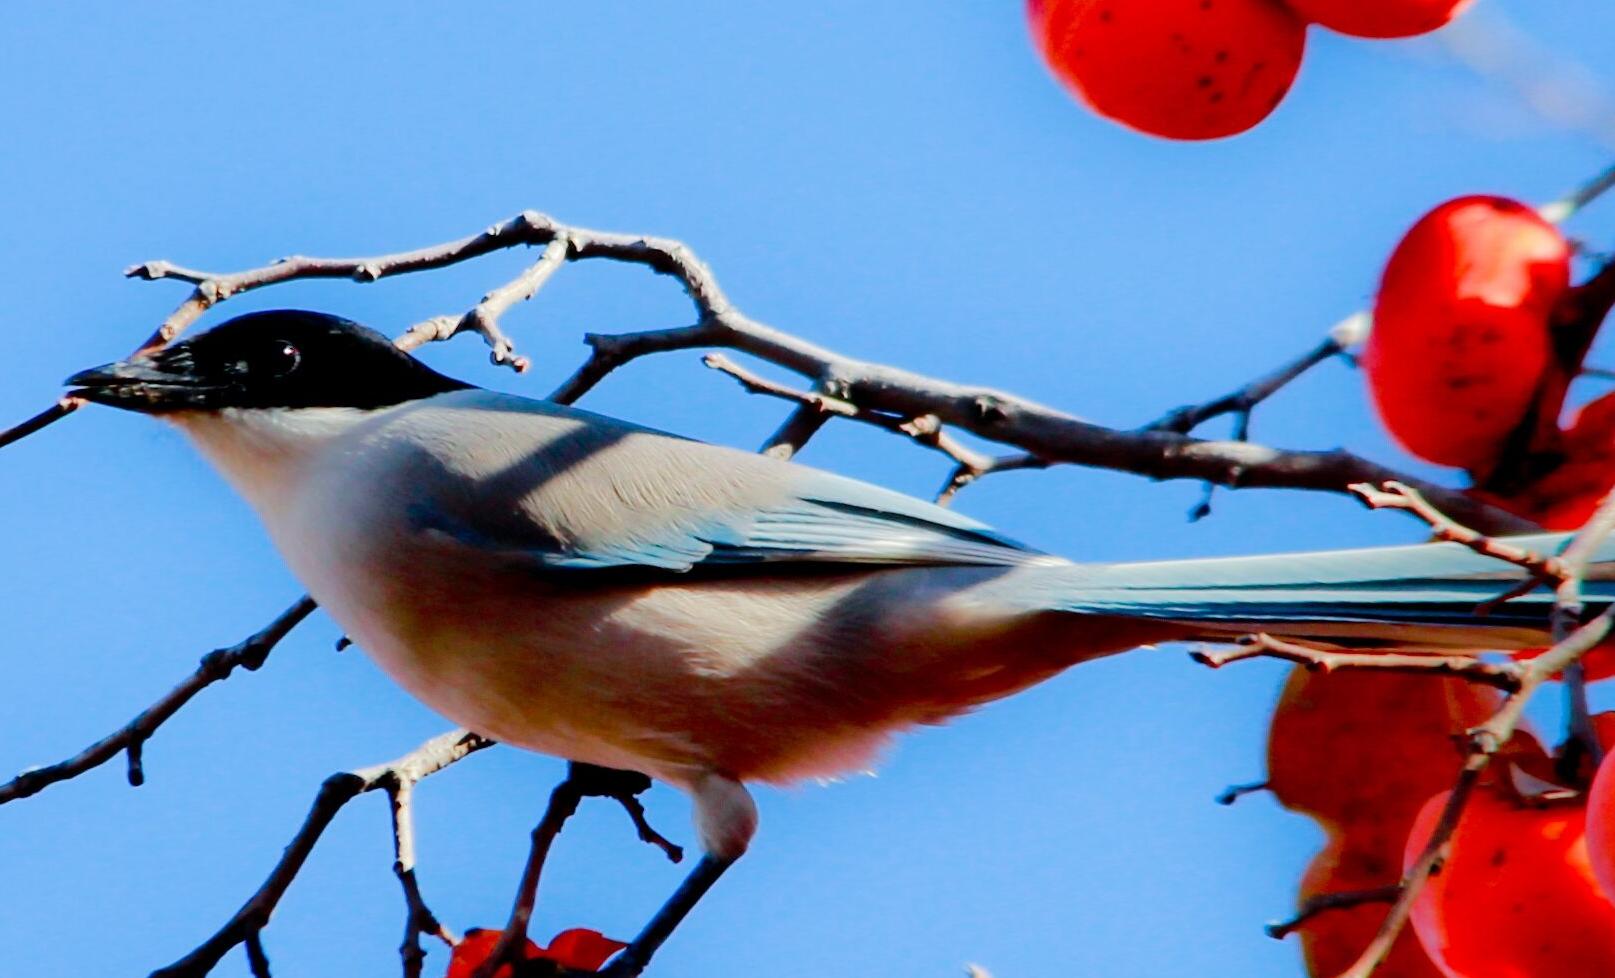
[108, 211, 1537, 533]
[0, 596, 317, 804]
[150, 729, 494, 978]
[470, 764, 682, 978]
[1144, 334, 1349, 436]
[1266, 885, 1400, 940]
[1192, 634, 1523, 692]
[0, 397, 81, 452]
[1349, 481, 1566, 580]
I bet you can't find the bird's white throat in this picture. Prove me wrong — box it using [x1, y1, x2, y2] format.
[172, 406, 376, 518]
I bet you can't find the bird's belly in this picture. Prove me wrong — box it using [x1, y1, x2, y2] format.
[270, 506, 1095, 786]
[275, 519, 910, 783]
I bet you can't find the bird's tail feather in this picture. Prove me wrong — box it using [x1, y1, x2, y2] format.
[1023, 532, 1614, 651]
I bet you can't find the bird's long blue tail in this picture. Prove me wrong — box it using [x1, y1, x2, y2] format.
[1022, 532, 1615, 650]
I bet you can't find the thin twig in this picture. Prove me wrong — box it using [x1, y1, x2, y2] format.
[0, 397, 81, 452]
[470, 764, 682, 978]
[1192, 635, 1523, 692]
[150, 730, 493, 978]
[0, 596, 317, 803]
[703, 352, 1047, 504]
[388, 777, 457, 977]
[1266, 885, 1400, 940]
[1145, 335, 1349, 435]
[1348, 481, 1566, 580]
[243, 932, 271, 978]
[550, 319, 1531, 534]
[1214, 780, 1270, 806]
[1549, 487, 1615, 770]
[393, 237, 571, 372]
[113, 211, 1533, 533]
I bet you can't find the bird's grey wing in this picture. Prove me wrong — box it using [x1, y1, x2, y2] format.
[395, 394, 1051, 574]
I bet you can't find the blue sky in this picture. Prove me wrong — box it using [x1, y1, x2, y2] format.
[2, 3, 1614, 977]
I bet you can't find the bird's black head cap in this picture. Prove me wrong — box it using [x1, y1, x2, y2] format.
[67, 310, 471, 413]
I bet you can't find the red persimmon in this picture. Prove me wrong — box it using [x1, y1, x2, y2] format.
[1582, 716, 1615, 904]
[1266, 667, 1498, 832]
[445, 930, 543, 978]
[1282, 0, 1469, 39]
[1406, 788, 1615, 977]
[1028, 0, 1306, 140]
[1296, 833, 1442, 977]
[1365, 196, 1571, 473]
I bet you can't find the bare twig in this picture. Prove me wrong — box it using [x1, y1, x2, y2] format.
[150, 729, 493, 978]
[1349, 481, 1566, 580]
[1145, 334, 1349, 436]
[113, 211, 1535, 532]
[471, 764, 682, 978]
[553, 321, 1528, 532]
[0, 397, 81, 452]
[1214, 780, 1270, 806]
[393, 237, 571, 371]
[1266, 885, 1400, 940]
[243, 932, 270, 978]
[1549, 487, 1615, 770]
[704, 353, 1046, 504]
[0, 596, 317, 804]
[1192, 635, 1523, 692]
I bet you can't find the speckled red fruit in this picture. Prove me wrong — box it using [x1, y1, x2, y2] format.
[1480, 391, 1615, 531]
[1585, 720, 1615, 904]
[1406, 789, 1615, 978]
[1266, 668, 1498, 832]
[1028, 0, 1306, 140]
[445, 929, 542, 978]
[1298, 833, 1443, 977]
[1365, 196, 1571, 473]
[1283, 0, 1469, 39]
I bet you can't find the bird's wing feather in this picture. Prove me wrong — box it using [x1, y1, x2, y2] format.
[397, 393, 1051, 575]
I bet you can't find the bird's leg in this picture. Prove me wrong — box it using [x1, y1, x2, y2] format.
[597, 772, 755, 977]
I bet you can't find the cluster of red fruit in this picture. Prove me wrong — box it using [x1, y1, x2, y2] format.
[1269, 192, 1615, 976]
[1270, 668, 1615, 976]
[444, 927, 627, 978]
[1027, 0, 1471, 139]
[1364, 195, 1614, 538]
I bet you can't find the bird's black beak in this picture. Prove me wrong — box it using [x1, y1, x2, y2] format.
[65, 351, 215, 414]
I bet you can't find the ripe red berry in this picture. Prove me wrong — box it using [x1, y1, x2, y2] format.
[539, 929, 629, 972]
[1364, 196, 1571, 473]
[445, 929, 542, 978]
[1028, 0, 1306, 140]
[1266, 668, 1497, 832]
[1406, 788, 1615, 976]
[1282, 0, 1469, 39]
[1297, 833, 1442, 977]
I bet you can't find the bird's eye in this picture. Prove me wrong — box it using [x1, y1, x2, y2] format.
[260, 341, 300, 378]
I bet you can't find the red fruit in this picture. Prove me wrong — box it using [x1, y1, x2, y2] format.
[1296, 833, 1442, 977]
[445, 927, 627, 978]
[1028, 0, 1306, 140]
[1583, 718, 1615, 902]
[1365, 196, 1572, 473]
[445, 929, 542, 978]
[1266, 668, 1498, 832]
[1481, 390, 1615, 530]
[1406, 788, 1615, 977]
[538, 929, 629, 972]
[1283, 0, 1469, 38]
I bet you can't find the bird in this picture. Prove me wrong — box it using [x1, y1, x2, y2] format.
[65, 309, 1608, 975]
